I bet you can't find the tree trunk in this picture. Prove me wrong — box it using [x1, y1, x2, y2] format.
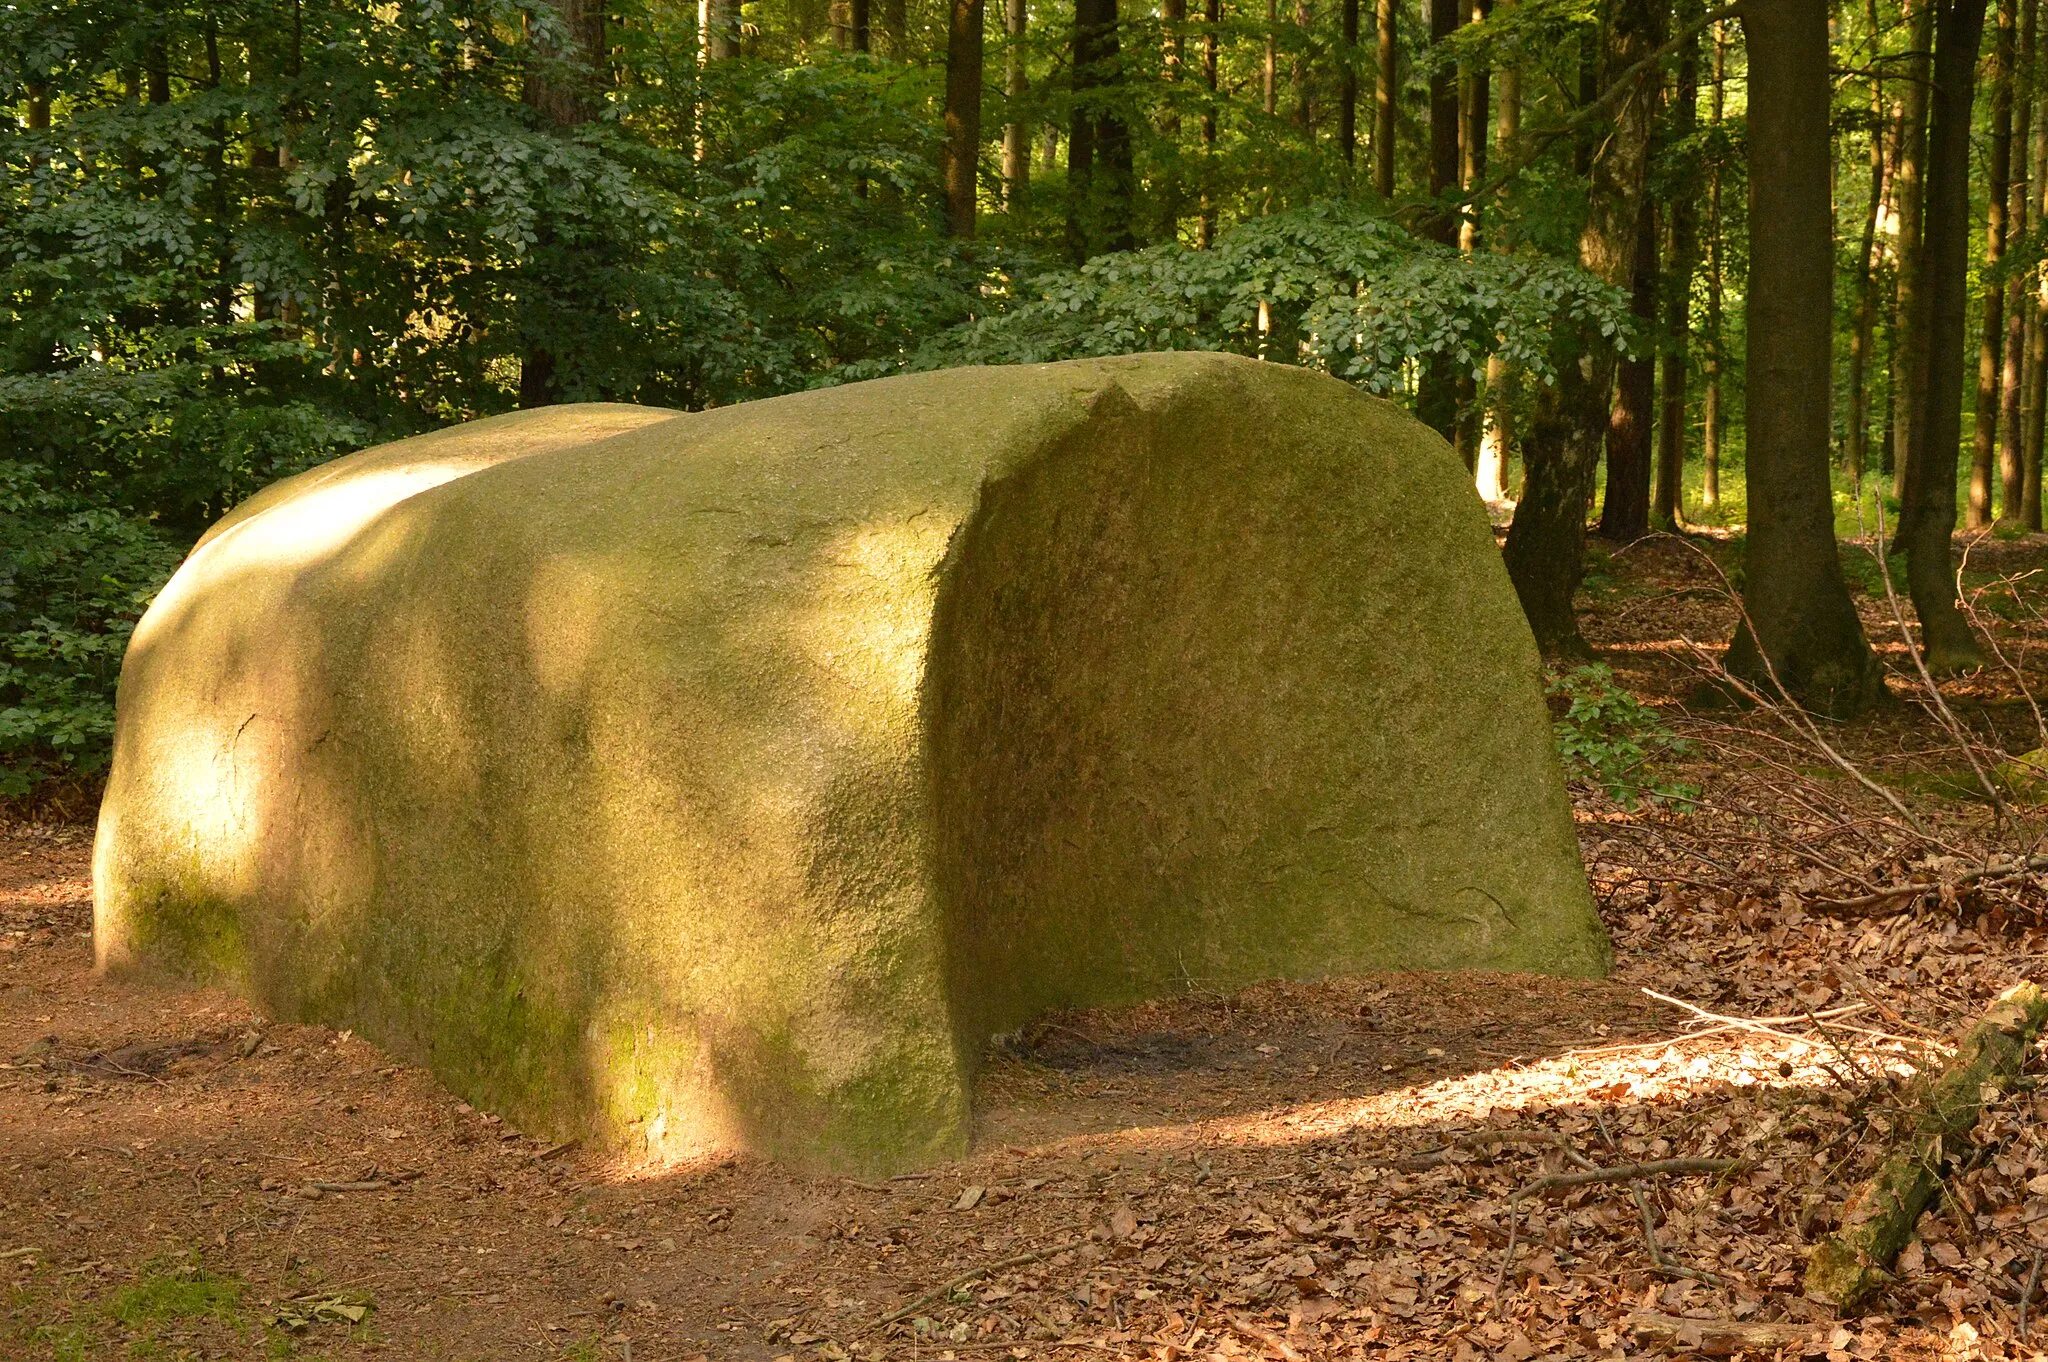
[853, 0, 872, 49]
[943, 0, 986, 236]
[1699, 21, 1725, 509]
[1340, 0, 1360, 164]
[1415, 0, 1464, 439]
[1899, 0, 1989, 673]
[1722, 0, 1881, 715]
[521, 0, 608, 408]
[1264, 0, 1279, 115]
[885, 0, 908, 54]
[1004, 0, 1031, 209]
[1293, 0, 1314, 133]
[1501, 0, 1664, 655]
[1847, 3, 1888, 490]
[1374, 0, 1396, 197]
[2005, 0, 2038, 520]
[1477, 4, 1519, 503]
[1600, 195, 1659, 541]
[1890, 0, 1935, 518]
[1973, 0, 2016, 528]
[1654, 3, 1699, 531]
[706, 0, 742, 59]
[1451, 0, 1490, 470]
[1201, 0, 1220, 244]
[1069, 0, 1136, 260]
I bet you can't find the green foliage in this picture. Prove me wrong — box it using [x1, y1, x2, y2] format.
[850, 201, 1632, 391]
[0, 462, 182, 796]
[1547, 664, 1699, 809]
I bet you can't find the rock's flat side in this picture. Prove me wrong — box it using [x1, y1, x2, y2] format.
[95, 353, 1606, 1174]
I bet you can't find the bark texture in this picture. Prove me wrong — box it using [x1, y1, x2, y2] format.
[1722, 0, 1881, 716]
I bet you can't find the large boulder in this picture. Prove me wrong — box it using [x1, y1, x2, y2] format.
[94, 353, 1607, 1173]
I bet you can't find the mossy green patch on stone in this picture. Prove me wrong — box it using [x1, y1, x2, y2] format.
[95, 353, 1607, 1174]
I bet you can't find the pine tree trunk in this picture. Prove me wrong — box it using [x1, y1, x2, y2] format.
[1374, 0, 1396, 197]
[1600, 195, 1659, 541]
[1004, 0, 1031, 209]
[1654, 2, 1700, 531]
[1973, 0, 2016, 528]
[1722, 0, 1881, 716]
[943, 0, 986, 236]
[1899, 0, 1990, 673]
[1501, 0, 1664, 655]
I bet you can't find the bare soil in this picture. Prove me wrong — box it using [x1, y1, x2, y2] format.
[9, 531, 2048, 1362]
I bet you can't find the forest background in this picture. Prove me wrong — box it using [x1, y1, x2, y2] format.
[0, 0, 2031, 797]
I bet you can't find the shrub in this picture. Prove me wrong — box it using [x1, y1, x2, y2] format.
[0, 461, 182, 796]
[1547, 663, 1699, 810]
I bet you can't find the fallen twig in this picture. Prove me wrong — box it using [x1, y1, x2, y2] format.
[1808, 853, 2048, 915]
[875, 1240, 1084, 1328]
[1509, 1158, 1746, 1205]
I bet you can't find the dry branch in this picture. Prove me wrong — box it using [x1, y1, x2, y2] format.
[1805, 981, 2048, 1311]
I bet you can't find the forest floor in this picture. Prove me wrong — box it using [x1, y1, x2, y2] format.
[8, 530, 2048, 1362]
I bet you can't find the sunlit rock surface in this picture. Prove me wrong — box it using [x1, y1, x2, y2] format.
[93, 353, 1608, 1173]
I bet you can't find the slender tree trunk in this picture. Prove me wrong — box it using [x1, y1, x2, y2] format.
[1600, 195, 1659, 541]
[1450, 0, 1490, 470]
[1654, 4, 1700, 531]
[1293, 0, 1315, 132]
[1374, 0, 1396, 196]
[1070, 0, 1136, 259]
[1891, 0, 1935, 517]
[1973, 0, 2016, 528]
[1265, 0, 1279, 114]
[1847, 7, 1888, 490]
[1004, 0, 1031, 209]
[2005, 0, 2038, 519]
[886, 0, 908, 53]
[1501, 0, 1663, 655]
[1340, 0, 1360, 163]
[521, 0, 608, 407]
[1416, 0, 1464, 438]
[1700, 22, 1725, 507]
[1900, 0, 1990, 672]
[2029, 1, 2048, 528]
[1200, 0, 1220, 244]
[943, 0, 986, 236]
[853, 0, 872, 49]
[1477, 3, 1519, 503]
[1723, 0, 1881, 715]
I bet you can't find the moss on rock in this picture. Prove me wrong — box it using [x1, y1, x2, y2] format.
[94, 354, 1608, 1174]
